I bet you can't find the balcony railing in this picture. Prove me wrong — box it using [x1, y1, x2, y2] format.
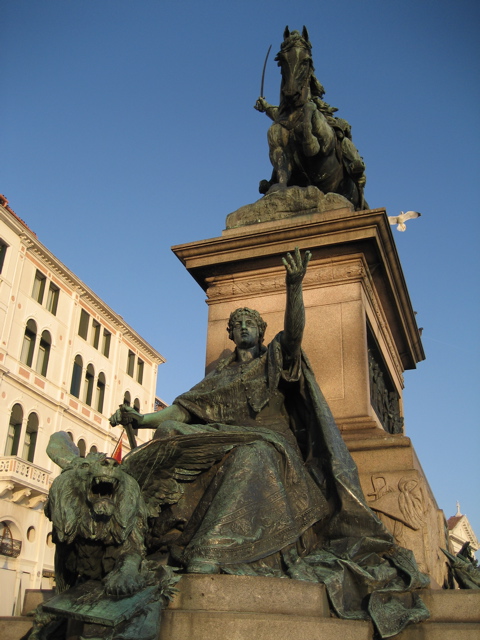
[0, 456, 51, 493]
[0, 537, 22, 558]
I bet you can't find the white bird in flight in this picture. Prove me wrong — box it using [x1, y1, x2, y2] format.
[388, 210, 422, 232]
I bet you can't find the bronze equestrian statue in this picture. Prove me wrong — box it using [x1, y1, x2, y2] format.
[255, 26, 368, 210]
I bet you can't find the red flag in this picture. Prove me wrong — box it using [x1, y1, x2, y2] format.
[112, 436, 123, 463]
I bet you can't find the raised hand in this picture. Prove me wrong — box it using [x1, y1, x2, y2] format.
[282, 247, 311, 285]
[109, 404, 143, 428]
[254, 97, 269, 112]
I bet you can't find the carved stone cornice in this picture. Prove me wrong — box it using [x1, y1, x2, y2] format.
[206, 258, 366, 301]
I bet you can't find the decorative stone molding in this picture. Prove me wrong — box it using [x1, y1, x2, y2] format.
[0, 480, 14, 497]
[367, 473, 428, 532]
[368, 351, 403, 433]
[364, 470, 445, 579]
[28, 494, 48, 509]
[11, 488, 32, 504]
[206, 258, 367, 302]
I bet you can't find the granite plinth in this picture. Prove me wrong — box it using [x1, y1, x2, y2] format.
[159, 576, 480, 640]
[2, 581, 479, 640]
[160, 575, 368, 640]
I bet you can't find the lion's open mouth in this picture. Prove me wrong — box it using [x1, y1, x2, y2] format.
[89, 476, 119, 515]
[91, 476, 118, 498]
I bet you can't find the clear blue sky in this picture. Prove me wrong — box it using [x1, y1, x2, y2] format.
[3, 1, 479, 542]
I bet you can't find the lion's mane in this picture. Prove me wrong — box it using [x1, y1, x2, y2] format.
[45, 452, 148, 547]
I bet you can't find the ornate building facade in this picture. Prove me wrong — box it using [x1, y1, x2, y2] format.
[0, 195, 165, 615]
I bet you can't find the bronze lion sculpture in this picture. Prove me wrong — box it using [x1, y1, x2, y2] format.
[45, 434, 149, 596]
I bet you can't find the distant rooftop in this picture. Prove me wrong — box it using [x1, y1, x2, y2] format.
[0, 194, 36, 236]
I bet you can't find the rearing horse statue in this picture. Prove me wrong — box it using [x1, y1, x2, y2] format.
[255, 26, 368, 211]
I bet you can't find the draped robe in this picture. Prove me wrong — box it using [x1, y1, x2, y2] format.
[142, 333, 430, 638]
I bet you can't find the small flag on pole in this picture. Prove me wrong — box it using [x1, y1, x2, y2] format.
[112, 431, 123, 463]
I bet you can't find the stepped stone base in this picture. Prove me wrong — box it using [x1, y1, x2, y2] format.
[160, 574, 372, 640]
[22, 588, 55, 615]
[0, 590, 56, 640]
[2, 577, 479, 640]
[159, 575, 480, 640]
[400, 623, 480, 640]
[0, 616, 33, 640]
[166, 573, 329, 616]
[160, 611, 372, 640]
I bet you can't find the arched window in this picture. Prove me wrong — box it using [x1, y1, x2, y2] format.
[20, 319, 37, 367]
[70, 355, 83, 398]
[96, 372, 106, 413]
[35, 330, 51, 377]
[123, 391, 131, 407]
[89, 445, 98, 454]
[22, 413, 38, 462]
[77, 439, 86, 458]
[5, 404, 23, 456]
[83, 364, 95, 406]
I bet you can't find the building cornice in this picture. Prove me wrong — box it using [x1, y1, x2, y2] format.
[1, 205, 165, 365]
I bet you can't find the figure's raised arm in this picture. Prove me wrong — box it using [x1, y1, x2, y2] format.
[254, 97, 279, 122]
[109, 403, 191, 430]
[281, 247, 311, 360]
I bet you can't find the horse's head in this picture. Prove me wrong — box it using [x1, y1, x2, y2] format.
[276, 26, 316, 107]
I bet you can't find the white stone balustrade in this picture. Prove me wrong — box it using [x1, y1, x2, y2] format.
[0, 456, 51, 497]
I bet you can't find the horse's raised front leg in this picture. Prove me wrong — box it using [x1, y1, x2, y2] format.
[310, 108, 336, 156]
[267, 123, 292, 190]
[302, 101, 321, 157]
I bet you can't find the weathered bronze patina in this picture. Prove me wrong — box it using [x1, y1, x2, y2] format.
[442, 544, 480, 589]
[369, 350, 404, 434]
[32, 434, 179, 640]
[255, 27, 368, 210]
[109, 249, 429, 638]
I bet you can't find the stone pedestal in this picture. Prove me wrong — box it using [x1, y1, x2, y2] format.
[158, 575, 480, 640]
[172, 201, 444, 583]
[346, 433, 449, 587]
[2, 582, 479, 640]
[159, 575, 371, 640]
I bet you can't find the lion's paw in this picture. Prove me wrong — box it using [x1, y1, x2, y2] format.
[103, 569, 146, 597]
